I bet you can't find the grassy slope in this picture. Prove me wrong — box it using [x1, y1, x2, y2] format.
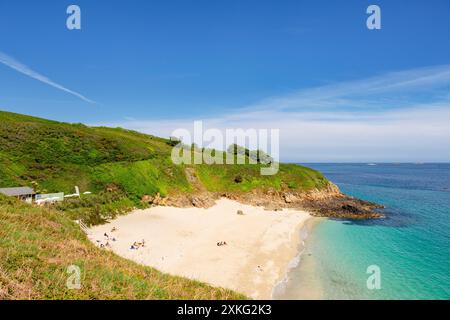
[0, 194, 244, 299]
[0, 110, 328, 195]
[0, 110, 329, 300]
[0, 111, 187, 195]
[0, 110, 329, 224]
[196, 162, 328, 192]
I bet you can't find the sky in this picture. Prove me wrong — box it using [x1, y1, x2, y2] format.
[1, 0, 450, 162]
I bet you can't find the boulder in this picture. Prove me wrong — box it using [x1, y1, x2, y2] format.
[141, 192, 166, 205]
[191, 197, 204, 207]
[283, 193, 297, 203]
[341, 204, 360, 214]
[141, 194, 154, 204]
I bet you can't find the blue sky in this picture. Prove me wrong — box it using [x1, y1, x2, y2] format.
[1, 0, 450, 161]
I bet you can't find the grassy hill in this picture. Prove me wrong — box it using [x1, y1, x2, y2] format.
[0, 194, 244, 299]
[0, 110, 329, 225]
[0, 111, 188, 196]
[0, 110, 332, 300]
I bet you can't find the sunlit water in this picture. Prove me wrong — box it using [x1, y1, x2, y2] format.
[276, 163, 450, 300]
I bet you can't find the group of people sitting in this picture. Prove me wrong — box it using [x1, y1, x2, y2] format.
[96, 228, 149, 251]
[96, 240, 110, 248]
[130, 239, 146, 250]
[103, 232, 117, 242]
[216, 241, 227, 247]
[96, 230, 117, 248]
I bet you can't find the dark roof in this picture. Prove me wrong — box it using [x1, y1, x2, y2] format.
[0, 187, 35, 196]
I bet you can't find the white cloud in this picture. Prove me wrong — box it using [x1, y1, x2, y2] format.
[93, 65, 450, 162]
[94, 105, 450, 162]
[244, 64, 450, 112]
[0, 51, 95, 104]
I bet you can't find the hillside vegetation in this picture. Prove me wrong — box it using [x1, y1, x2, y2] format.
[0, 110, 332, 300]
[0, 194, 244, 299]
[0, 110, 329, 225]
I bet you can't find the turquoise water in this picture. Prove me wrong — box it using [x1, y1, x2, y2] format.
[282, 163, 450, 300]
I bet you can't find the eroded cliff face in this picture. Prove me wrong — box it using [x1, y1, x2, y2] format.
[221, 182, 384, 219]
[142, 181, 384, 220]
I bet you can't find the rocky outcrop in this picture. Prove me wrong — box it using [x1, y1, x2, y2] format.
[142, 176, 383, 220]
[141, 192, 167, 206]
[283, 193, 297, 203]
[217, 182, 384, 220]
[142, 191, 219, 209]
[190, 195, 216, 208]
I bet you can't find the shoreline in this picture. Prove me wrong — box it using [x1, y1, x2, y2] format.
[87, 198, 312, 299]
[270, 220, 309, 299]
[272, 217, 325, 299]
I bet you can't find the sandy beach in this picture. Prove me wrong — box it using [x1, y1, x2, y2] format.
[87, 198, 311, 299]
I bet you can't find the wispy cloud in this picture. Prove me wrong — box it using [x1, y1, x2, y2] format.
[244, 64, 450, 113]
[0, 51, 95, 104]
[93, 65, 450, 162]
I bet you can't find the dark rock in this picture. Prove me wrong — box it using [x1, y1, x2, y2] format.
[341, 204, 360, 214]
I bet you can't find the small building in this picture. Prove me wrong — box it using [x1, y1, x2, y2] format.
[0, 187, 36, 203]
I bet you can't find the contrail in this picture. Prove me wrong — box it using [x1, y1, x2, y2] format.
[0, 51, 95, 104]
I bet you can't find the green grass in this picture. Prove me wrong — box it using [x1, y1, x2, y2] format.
[0, 110, 330, 224]
[0, 194, 246, 299]
[0, 110, 174, 193]
[195, 162, 329, 192]
[0, 110, 331, 300]
[91, 158, 192, 201]
[55, 191, 136, 226]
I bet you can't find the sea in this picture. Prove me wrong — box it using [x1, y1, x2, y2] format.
[275, 163, 450, 300]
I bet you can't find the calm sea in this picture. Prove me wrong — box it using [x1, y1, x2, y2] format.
[277, 163, 450, 300]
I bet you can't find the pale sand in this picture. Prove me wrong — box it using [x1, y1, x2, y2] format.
[272, 218, 324, 300]
[87, 198, 311, 299]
